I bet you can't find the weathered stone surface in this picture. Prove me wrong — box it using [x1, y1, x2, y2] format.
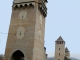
[4, 0, 47, 60]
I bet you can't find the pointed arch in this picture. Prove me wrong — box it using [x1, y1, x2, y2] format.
[11, 50, 25, 60]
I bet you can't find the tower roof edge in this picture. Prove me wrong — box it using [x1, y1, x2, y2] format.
[65, 47, 70, 52]
[55, 36, 65, 42]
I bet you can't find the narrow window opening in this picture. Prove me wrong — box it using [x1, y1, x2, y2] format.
[56, 42, 58, 44]
[58, 59, 60, 60]
[57, 42, 59, 44]
[60, 42, 61, 44]
[59, 48, 60, 50]
[59, 53, 60, 56]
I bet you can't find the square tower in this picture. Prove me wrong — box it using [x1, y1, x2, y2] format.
[55, 36, 65, 60]
[4, 0, 48, 60]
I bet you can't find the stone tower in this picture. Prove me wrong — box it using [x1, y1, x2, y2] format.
[55, 36, 65, 60]
[65, 47, 70, 59]
[4, 0, 48, 60]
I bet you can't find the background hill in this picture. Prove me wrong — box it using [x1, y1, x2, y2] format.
[47, 57, 80, 60]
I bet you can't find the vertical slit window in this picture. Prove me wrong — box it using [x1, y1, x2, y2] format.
[59, 48, 60, 50]
[59, 53, 60, 56]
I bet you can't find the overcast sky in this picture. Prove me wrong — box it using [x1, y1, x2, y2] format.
[0, 0, 80, 59]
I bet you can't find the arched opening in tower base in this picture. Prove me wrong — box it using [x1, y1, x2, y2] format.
[11, 50, 25, 60]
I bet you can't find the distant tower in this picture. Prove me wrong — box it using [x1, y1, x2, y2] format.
[65, 47, 70, 59]
[55, 36, 65, 60]
[4, 0, 48, 60]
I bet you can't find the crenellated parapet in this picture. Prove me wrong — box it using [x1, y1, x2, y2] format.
[12, 1, 35, 9]
[4, 0, 48, 60]
[12, 0, 48, 17]
[38, 0, 47, 17]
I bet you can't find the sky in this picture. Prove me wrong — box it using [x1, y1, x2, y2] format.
[0, 0, 80, 59]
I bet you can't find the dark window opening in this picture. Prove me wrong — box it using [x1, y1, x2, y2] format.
[59, 48, 60, 50]
[56, 42, 60, 44]
[58, 59, 60, 60]
[59, 53, 60, 56]
[56, 41, 64, 44]
[60, 42, 61, 44]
